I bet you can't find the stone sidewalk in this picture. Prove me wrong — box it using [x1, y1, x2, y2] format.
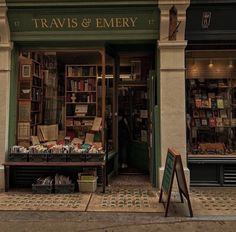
[0, 182, 236, 217]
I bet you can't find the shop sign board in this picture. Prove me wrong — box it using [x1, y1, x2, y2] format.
[159, 148, 193, 217]
[8, 7, 159, 33]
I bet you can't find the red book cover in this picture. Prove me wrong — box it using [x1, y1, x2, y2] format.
[209, 118, 216, 127]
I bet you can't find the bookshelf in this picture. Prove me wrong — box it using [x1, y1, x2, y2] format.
[65, 64, 98, 139]
[43, 54, 58, 124]
[186, 77, 236, 154]
[17, 58, 43, 147]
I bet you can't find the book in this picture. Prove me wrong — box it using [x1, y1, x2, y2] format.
[75, 105, 88, 116]
[91, 117, 102, 131]
[141, 130, 148, 142]
[220, 110, 227, 118]
[216, 117, 223, 127]
[206, 110, 213, 118]
[208, 92, 215, 98]
[201, 118, 208, 126]
[217, 98, 224, 109]
[224, 99, 230, 108]
[209, 118, 216, 127]
[66, 119, 74, 126]
[18, 122, 31, 140]
[85, 133, 95, 144]
[195, 99, 202, 108]
[193, 110, 200, 118]
[211, 98, 217, 109]
[37, 124, 58, 142]
[201, 99, 210, 108]
[31, 136, 40, 145]
[195, 119, 201, 127]
[222, 118, 230, 126]
[199, 110, 206, 118]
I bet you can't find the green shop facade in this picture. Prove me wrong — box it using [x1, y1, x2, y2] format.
[0, 0, 190, 190]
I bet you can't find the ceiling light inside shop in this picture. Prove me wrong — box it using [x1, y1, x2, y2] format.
[229, 60, 234, 68]
[208, 59, 213, 68]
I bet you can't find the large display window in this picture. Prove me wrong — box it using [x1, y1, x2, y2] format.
[15, 49, 115, 155]
[186, 51, 236, 156]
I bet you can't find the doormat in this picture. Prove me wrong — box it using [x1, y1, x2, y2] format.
[0, 192, 91, 211]
[87, 187, 164, 213]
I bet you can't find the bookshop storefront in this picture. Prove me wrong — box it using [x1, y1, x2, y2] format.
[186, 2, 236, 186]
[0, 0, 190, 190]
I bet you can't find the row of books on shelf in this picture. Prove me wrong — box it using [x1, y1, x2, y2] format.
[66, 119, 94, 127]
[67, 66, 96, 77]
[67, 93, 96, 103]
[66, 104, 96, 117]
[191, 117, 236, 127]
[66, 117, 102, 131]
[194, 97, 228, 109]
[193, 109, 228, 118]
[68, 79, 96, 92]
[189, 79, 236, 88]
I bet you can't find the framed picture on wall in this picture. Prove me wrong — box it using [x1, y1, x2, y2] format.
[21, 64, 31, 78]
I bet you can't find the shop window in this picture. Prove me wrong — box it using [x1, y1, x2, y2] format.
[186, 54, 236, 155]
[16, 50, 114, 153]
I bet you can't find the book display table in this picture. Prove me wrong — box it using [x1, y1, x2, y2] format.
[3, 160, 106, 193]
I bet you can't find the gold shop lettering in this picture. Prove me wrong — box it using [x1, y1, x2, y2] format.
[32, 17, 138, 29]
[32, 18, 79, 29]
[95, 17, 138, 28]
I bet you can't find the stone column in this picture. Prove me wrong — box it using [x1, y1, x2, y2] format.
[158, 0, 190, 188]
[0, 0, 12, 190]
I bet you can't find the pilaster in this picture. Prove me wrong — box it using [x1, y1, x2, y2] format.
[0, 0, 12, 190]
[158, 0, 190, 188]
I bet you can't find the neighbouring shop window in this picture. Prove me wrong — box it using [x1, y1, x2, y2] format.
[186, 52, 236, 155]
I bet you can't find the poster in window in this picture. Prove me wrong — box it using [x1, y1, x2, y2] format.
[21, 64, 31, 78]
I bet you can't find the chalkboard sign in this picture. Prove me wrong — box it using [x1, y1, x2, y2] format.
[159, 148, 193, 217]
[162, 150, 175, 194]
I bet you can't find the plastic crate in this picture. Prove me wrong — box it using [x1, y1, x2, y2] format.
[47, 153, 67, 162]
[32, 184, 53, 194]
[28, 153, 47, 162]
[78, 177, 97, 192]
[67, 153, 87, 162]
[9, 153, 28, 162]
[54, 184, 75, 194]
[85, 153, 105, 162]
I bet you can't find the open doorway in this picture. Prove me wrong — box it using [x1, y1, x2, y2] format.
[116, 51, 155, 176]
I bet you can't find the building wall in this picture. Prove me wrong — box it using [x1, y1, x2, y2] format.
[0, 0, 191, 190]
[158, 0, 190, 188]
[0, 0, 12, 190]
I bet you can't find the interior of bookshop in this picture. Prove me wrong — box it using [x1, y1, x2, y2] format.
[13, 48, 154, 176]
[186, 51, 236, 156]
